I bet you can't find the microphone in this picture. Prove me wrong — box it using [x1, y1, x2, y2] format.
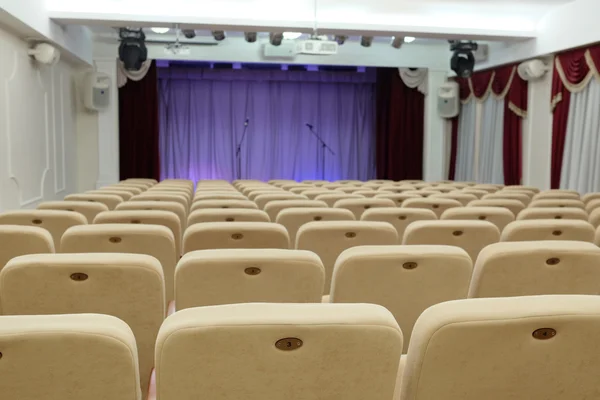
[306, 123, 314, 129]
[244, 118, 249, 127]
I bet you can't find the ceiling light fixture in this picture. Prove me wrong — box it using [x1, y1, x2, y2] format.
[212, 30, 226, 41]
[118, 28, 147, 71]
[182, 29, 196, 39]
[334, 35, 347, 45]
[360, 36, 373, 47]
[150, 27, 169, 34]
[404, 36, 416, 43]
[269, 33, 284, 46]
[283, 32, 303, 40]
[450, 40, 478, 78]
[244, 32, 257, 43]
[391, 36, 403, 49]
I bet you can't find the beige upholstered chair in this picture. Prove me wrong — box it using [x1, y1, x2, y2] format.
[403, 220, 500, 262]
[183, 222, 290, 253]
[501, 220, 595, 243]
[503, 185, 540, 194]
[582, 192, 600, 205]
[330, 245, 472, 352]
[402, 198, 462, 218]
[430, 192, 478, 206]
[483, 192, 531, 206]
[589, 208, 600, 227]
[38, 201, 108, 224]
[529, 199, 585, 210]
[302, 180, 329, 186]
[0, 253, 164, 398]
[125, 178, 157, 184]
[378, 185, 417, 194]
[116, 200, 187, 231]
[0, 225, 55, 277]
[517, 207, 588, 221]
[61, 224, 176, 302]
[441, 207, 515, 231]
[400, 295, 600, 400]
[0, 314, 140, 400]
[461, 188, 489, 199]
[468, 199, 526, 217]
[188, 209, 270, 226]
[254, 193, 309, 209]
[315, 193, 364, 207]
[586, 199, 600, 214]
[244, 188, 283, 198]
[334, 198, 396, 219]
[193, 193, 247, 202]
[148, 187, 193, 199]
[335, 186, 363, 194]
[533, 190, 580, 201]
[104, 185, 143, 195]
[374, 193, 421, 206]
[64, 193, 123, 210]
[402, 190, 440, 198]
[471, 184, 502, 193]
[469, 241, 600, 298]
[264, 199, 328, 221]
[0, 210, 86, 248]
[361, 208, 437, 243]
[115, 182, 150, 191]
[132, 193, 189, 211]
[87, 189, 134, 201]
[190, 199, 258, 212]
[301, 189, 339, 200]
[155, 303, 402, 400]
[175, 249, 325, 310]
[353, 190, 379, 198]
[276, 208, 355, 246]
[296, 221, 398, 293]
[94, 210, 182, 256]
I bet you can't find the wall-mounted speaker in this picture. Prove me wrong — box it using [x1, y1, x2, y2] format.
[82, 72, 111, 111]
[437, 81, 459, 118]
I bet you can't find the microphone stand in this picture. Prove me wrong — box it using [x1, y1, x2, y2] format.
[306, 124, 335, 180]
[236, 119, 249, 180]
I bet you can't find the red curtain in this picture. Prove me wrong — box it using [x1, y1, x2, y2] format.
[375, 68, 425, 180]
[550, 46, 600, 188]
[449, 65, 527, 184]
[448, 117, 459, 180]
[118, 61, 161, 181]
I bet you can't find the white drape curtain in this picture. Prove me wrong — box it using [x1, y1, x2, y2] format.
[455, 101, 477, 181]
[560, 79, 600, 193]
[117, 60, 153, 88]
[478, 96, 505, 184]
[398, 68, 428, 95]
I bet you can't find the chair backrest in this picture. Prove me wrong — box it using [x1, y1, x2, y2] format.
[430, 192, 478, 206]
[529, 199, 585, 210]
[374, 193, 421, 206]
[403, 220, 500, 262]
[116, 200, 187, 231]
[501, 220, 595, 243]
[38, 201, 109, 223]
[334, 198, 396, 219]
[402, 198, 462, 218]
[400, 295, 600, 400]
[190, 199, 258, 213]
[301, 189, 338, 200]
[296, 221, 398, 293]
[378, 185, 417, 194]
[482, 192, 531, 206]
[361, 208, 437, 243]
[533, 190, 580, 201]
[64, 193, 123, 210]
[94, 210, 182, 256]
[155, 303, 402, 400]
[132, 193, 189, 211]
[254, 193, 308, 209]
[175, 249, 325, 309]
[188, 208, 270, 226]
[104, 185, 144, 195]
[246, 189, 283, 200]
[0, 210, 86, 248]
[314, 193, 364, 207]
[503, 185, 540, 194]
[468, 199, 526, 217]
[264, 200, 328, 221]
[183, 222, 290, 253]
[0, 314, 140, 400]
[461, 189, 489, 199]
[87, 189, 134, 200]
[469, 241, 600, 298]
[0, 253, 164, 397]
[330, 245, 472, 352]
[276, 207, 355, 246]
[0, 225, 54, 276]
[517, 207, 588, 221]
[440, 206, 515, 231]
[193, 193, 247, 202]
[61, 224, 176, 302]
[582, 192, 600, 205]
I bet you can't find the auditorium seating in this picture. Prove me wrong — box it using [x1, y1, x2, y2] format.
[482, 191, 532, 206]
[116, 200, 187, 231]
[276, 207, 355, 245]
[402, 197, 462, 218]
[61, 224, 177, 302]
[132, 193, 189, 211]
[103, 185, 143, 195]
[175, 249, 324, 309]
[441, 206, 515, 231]
[87, 188, 134, 200]
[0, 225, 55, 280]
[501, 220, 595, 242]
[188, 208, 270, 225]
[400, 295, 600, 399]
[64, 193, 123, 210]
[296, 221, 398, 293]
[38, 200, 109, 223]
[314, 193, 364, 207]
[330, 245, 472, 352]
[0, 210, 87, 248]
[263, 199, 328, 221]
[190, 199, 258, 212]
[0, 253, 165, 397]
[429, 192, 478, 206]
[194, 192, 247, 201]
[374, 192, 421, 206]
[0, 314, 141, 400]
[155, 303, 402, 400]
[469, 241, 600, 298]
[403, 220, 500, 261]
[468, 199, 526, 217]
[334, 198, 396, 219]
[461, 188, 489, 198]
[529, 199, 585, 209]
[183, 222, 290, 252]
[361, 208, 437, 243]
[517, 207, 588, 221]
[533, 190, 580, 200]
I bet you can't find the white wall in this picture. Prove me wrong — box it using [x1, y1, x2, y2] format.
[0, 24, 93, 211]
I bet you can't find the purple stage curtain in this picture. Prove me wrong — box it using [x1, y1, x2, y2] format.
[158, 67, 376, 182]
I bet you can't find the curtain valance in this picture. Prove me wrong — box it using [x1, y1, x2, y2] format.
[551, 44, 600, 110]
[398, 68, 428, 95]
[117, 60, 153, 88]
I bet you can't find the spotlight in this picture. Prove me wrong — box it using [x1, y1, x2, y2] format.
[269, 32, 283, 46]
[244, 32, 257, 43]
[118, 28, 148, 71]
[182, 29, 196, 39]
[334, 35, 347, 45]
[390, 36, 403, 49]
[450, 40, 478, 78]
[360, 36, 373, 47]
[212, 30, 226, 41]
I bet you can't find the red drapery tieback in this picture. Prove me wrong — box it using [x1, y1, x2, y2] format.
[550, 44, 600, 188]
[449, 64, 528, 184]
